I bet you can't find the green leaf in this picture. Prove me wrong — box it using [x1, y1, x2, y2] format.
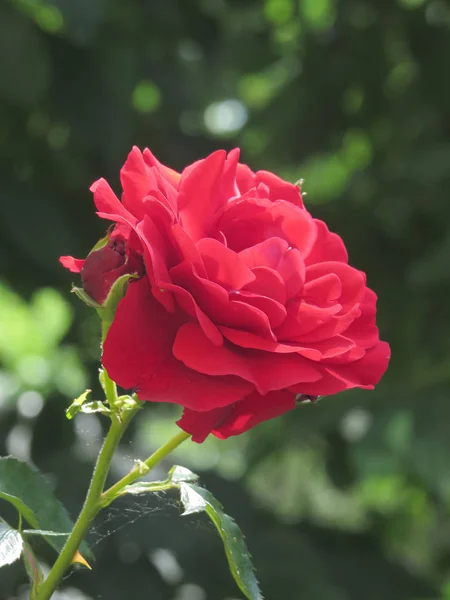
[22, 540, 43, 598]
[0, 456, 90, 557]
[0, 491, 39, 529]
[118, 466, 199, 497]
[0, 518, 23, 567]
[66, 389, 92, 419]
[108, 464, 262, 599]
[80, 401, 111, 415]
[168, 465, 199, 484]
[66, 389, 111, 420]
[179, 482, 263, 600]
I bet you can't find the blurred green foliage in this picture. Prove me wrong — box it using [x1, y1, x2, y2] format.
[1, 0, 450, 598]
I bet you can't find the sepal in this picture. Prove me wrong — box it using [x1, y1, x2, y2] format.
[96, 272, 138, 328]
[66, 390, 112, 420]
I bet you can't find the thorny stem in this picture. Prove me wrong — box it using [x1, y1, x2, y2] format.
[36, 367, 190, 600]
[36, 371, 134, 600]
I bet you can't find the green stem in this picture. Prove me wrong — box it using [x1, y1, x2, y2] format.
[36, 411, 134, 600]
[36, 360, 190, 599]
[100, 430, 190, 507]
[114, 481, 179, 499]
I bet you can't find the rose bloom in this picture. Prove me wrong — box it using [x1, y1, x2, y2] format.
[61, 147, 390, 442]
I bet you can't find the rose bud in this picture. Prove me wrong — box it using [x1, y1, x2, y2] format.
[60, 235, 142, 305]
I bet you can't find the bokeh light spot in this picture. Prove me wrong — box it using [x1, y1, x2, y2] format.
[132, 81, 162, 114]
[204, 99, 248, 136]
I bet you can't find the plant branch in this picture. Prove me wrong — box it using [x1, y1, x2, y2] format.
[100, 430, 190, 507]
[36, 371, 136, 600]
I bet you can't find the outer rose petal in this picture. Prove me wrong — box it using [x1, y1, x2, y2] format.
[121, 147, 179, 219]
[343, 288, 380, 349]
[91, 178, 137, 228]
[120, 147, 154, 219]
[290, 340, 391, 396]
[143, 147, 181, 189]
[235, 162, 256, 195]
[136, 215, 175, 312]
[59, 256, 85, 273]
[325, 340, 391, 384]
[102, 277, 252, 411]
[234, 163, 303, 207]
[177, 390, 297, 442]
[173, 322, 322, 394]
[305, 219, 348, 265]
[255, 170, 304, 207]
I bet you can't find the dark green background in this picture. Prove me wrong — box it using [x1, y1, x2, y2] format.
[1, 0, 449, 598]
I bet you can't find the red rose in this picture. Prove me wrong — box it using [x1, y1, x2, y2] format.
[61, 147, 390, 442]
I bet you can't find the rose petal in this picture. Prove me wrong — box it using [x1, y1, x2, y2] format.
[275, 300, 341, 341]
[303, 273, 342, 306]
[326, 340, 391, 386]
[59, 256, 85, 273]
[178, 150, 227, 242]
[290, 340, 390, 396]
[143, 147, 181, 189]
[299, 304, 361, 343]
[120, 147, 153, 219]
[139, 356, 252, 411]
[220, 327, 321, 359]
[343, 288, 380, 349]
[177, 405, 232, 443]
[217, 194, 279, 252]
[212, 389, 297, 439]
[255, 170, 303, 207]
[305, 219, 348, 265]
[170, 261, 276, 339]
[173, 323, 322, 394]
[269, 202, 317, 256]
[307, 335, 357, 359]
[306, 262, 366, 312]
[235, 162, 256, 195]
[229, 290, 287, 328]
[165, 282, 223, 347]
[196, 238, 255, 290]
[277, 247, 305, 299]
[91, 178, 137, 227]
[102, 277, 178, 390]
[102, 278, 251, 410]
[243, 267, 287, 305]
[171, 223, 207, 277]
[136, 216, 175, 312]
[221, 147, 241, 199]
[239, 237, 289, 270]
[178, 389, 296, 442]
